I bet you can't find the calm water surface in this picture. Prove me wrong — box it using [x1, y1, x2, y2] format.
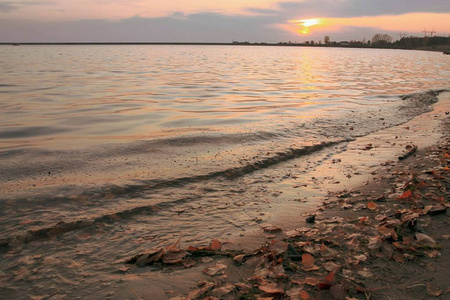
[0, 45, 449, 298]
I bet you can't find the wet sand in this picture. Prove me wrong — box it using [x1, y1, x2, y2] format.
[93, 93, 450, 299]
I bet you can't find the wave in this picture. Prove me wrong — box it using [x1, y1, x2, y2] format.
[0, 139, 349, 250]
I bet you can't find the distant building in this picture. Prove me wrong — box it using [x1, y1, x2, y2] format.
[339, 41, 350, 46]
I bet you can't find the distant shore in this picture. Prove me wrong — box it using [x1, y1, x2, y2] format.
[2, 42, 449, 52]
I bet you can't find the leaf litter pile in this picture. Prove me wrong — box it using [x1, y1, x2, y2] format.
[125, 137, 450, 299]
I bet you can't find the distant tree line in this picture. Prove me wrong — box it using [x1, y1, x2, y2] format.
[393, 36, 450, 49]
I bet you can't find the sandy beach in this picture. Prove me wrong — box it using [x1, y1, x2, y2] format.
[83, 92, 449, 300]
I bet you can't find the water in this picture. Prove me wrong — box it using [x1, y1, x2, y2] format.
[0, 45, 449, 298]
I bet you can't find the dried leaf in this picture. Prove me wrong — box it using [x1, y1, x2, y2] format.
[425, 250, 441, 258]
[203, 263, 227, 277]
[415, 233, 436, 246]
[367, 202, 378, 211]
[299, 290, 309, 300]
[322, 261, 341, 272]
[397, 190, 413, 200]
[320, 243, 337, 258]
[303, 277, 320, 286]
[134, 248, 164, 267]
[258, 282, 284, 294]
[318, 271, 335, 290]
[163, 250, 188, 264]
[261, 224, 282, 232]
[270, 239, 288, 256]
[392, 252, 406, 264]
[233, 254, 246, 264]
[210, 239, 221, 251]
[301, 253, 314, 268]
[377, 226, 398, 240]
[427, 283, 443, 297]
[368, 236, 383, 250]
[358, 267, 373, 278]
[330, 285, 346, 300]
[353, 254, 367, 262]
[166, 236, 182, 252]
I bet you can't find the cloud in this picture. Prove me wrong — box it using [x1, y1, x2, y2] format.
[277, 0, 450, 18]
[0, 2, 18, 12]
[0, 12, 291, 42]
[0, 1, 54, 13]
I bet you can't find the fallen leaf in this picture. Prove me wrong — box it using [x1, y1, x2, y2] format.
[377, 226, 398, 240]
[425, 250, 441, 258]
[353, 254, 367, 262]
[368, 236, 383, 250]
[210, 239, 221, 251]
[397, 190, 413, 200]
[320, 243, 337, 258]
[233, 254, 246, 264]
[163, 250, 187, 264]
[301, 253, 315, 268]
[415, 233, 436, 246]
[322, 261, 340, 272]
[427, 283, 443, 297]
[392, 252, 406, 264]
[318, 271, 335, 290]
[300, 290, 309, 300]
[358, 267, 373, 278]
[261, 224, 282, 232]
[367, 202, 378, 211]
[270, 239, 288, 256]
[202, 263, 227, 277]
[258, 282, 284, 294]
[302, 277, 320, 286]
[301, 253, 318, 271]
[330, 285, 346, 300]
[134, 248, 164, 267]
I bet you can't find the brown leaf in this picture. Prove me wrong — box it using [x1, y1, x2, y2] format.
[210, 239, 221, 251]
[320, 243, 337, 258]
[258, 282, 284, 294]
[392, 252, 406, 264]
[166, 236, 182, 252]
[330, 285, 346, 300]
[415, 233, 436, 246]
[162, 250, 187, 264]
[202, 263, 227, 277]
[367, 202, 378, 211]
[270, 239, 288, 256]
[368, 236, 383, 250]
[377, 226, 398, 240]
[397, 190, 413, 200]
[261, 224, 282, 232]
[233, 254, 246, 264]
[303, 277, 320, 286]
[301, 253, 315, 268]
[300, 290, 309, 300]
[358, 267, 373, 278]
[427, 283, 443, 297]
[322, 261, 340, 272]
[134, 248, 164, 266]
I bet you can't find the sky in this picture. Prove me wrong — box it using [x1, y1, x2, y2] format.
[0, 0, 449, 42]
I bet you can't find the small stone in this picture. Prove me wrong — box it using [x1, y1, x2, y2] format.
[306, 215, 315, 223]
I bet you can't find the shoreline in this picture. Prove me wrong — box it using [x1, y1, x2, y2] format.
[1, 42, 449, 53]
[116, 93, 450, 299]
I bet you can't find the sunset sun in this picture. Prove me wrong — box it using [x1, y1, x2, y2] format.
[288, 18, 323, 35]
